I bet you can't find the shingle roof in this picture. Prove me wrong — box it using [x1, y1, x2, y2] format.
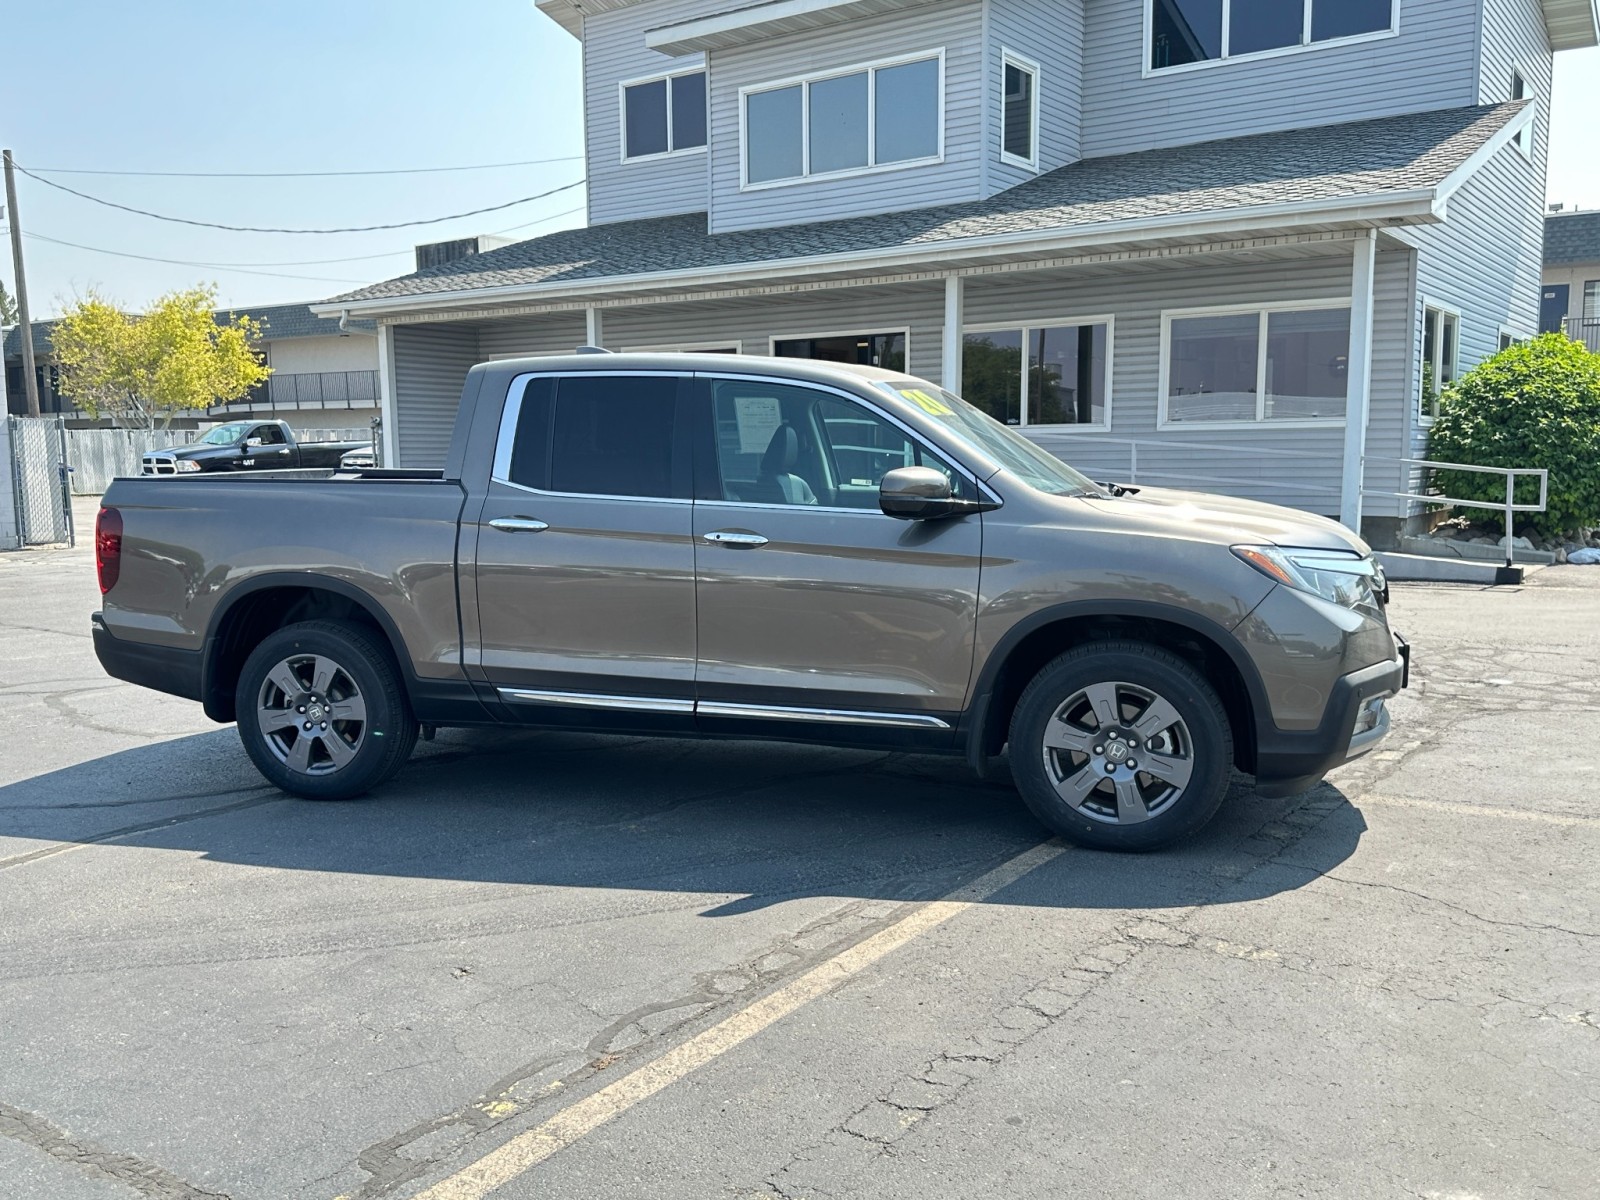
[3, 302, 369, 360]
[324, 102, 1524, 307]
[1543, 210, 1600, 266]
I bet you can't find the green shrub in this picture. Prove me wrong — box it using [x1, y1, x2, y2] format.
[1426, 333, 1600, 539]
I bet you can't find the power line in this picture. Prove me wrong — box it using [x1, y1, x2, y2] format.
[23, 156, 583, 179]
[14, 165, 585, 234]
[0, 203, 586, 276]
[2, 231, 374, 284]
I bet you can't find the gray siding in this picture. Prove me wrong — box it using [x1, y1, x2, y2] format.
[1079, 0, 1481, 159]
[985, 0, 1083, 195]
[1408, 0, 1550, 472]
[962, 254, 1364, 515]
[477, 314, 590, 359]
[707, 0, 985, 233]
[1363, 246, 1422, 519]
[585, 0, 725, 227]
[391, 324, 481, 468]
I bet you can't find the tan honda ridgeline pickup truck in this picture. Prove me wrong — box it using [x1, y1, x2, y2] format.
[93, 353, 1408, 850]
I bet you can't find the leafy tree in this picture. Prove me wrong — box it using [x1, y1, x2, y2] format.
[0, 278, 17, 325]
[1426, 333, 1600, 538]
[52, 286, 270, 429]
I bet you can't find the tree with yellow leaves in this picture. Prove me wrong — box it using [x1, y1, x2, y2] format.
[52, 286, 271, 429]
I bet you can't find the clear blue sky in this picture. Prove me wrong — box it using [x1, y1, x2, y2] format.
[3, 3, 1599, 320]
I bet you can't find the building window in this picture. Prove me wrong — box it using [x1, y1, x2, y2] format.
[772, 331, 907, 371]
[1161, 304, 1351, 426]
[1511, 69, 1531, 156]
[743, 53, 942, 186]
[1000, 51, 1039, 169]
[1149, 0, 1396, 72]
[622, 70, 707, 161]
[962, 322, 1111, 427]
[1420, 305, 1460, 422]
[1584, 281, 1600, 320]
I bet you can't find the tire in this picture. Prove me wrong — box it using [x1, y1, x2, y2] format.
[235, 619, 418, 801]
[1008, 641, 1232, 851]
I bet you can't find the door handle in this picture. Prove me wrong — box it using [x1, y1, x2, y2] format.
[702, 530, 768, 548]
[489, 517, 550, 533]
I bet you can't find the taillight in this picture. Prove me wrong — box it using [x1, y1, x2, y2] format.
[96, 507, 123, 594]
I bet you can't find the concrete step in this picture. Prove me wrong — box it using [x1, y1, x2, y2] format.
[1377, 551, 1547, 584]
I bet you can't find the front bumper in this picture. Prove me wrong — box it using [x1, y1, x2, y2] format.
[1254, 635, 1408, 799]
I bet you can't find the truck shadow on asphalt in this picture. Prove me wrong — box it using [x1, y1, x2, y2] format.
[0, 724, 1366, 912]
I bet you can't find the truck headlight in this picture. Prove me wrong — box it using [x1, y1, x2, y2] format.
[173, 460, 201, 473]
[1232, 545, 1382, 612]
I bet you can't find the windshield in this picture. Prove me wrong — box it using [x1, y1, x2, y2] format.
[877, 382, 1106, 498]
[199, 423, 252, 446]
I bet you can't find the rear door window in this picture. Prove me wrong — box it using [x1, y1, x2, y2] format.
[496, 374, 686, 499]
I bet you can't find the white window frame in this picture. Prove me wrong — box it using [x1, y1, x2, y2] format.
[998, 48, 1041, 172]
[1584, 280, 1600, 321]
[1142, 0, 1400, 78]
[619, 65, 708, 165]
[961, 316, 1115, 431]
[767, 326, 912, 368]
[1497, 326, 1530, 352]
[1418, 299, 1461, 426]
[620, 340, 742, 353]
[1511, 68, 1532, 158]
[738, 49, 946, 191]
[1157, 298, 1352, 431]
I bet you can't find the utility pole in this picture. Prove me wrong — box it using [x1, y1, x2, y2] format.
[3, 149, 41, 418]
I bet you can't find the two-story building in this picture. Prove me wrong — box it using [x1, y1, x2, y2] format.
[314, 0, 1597, 543]
[1541, 207, 1600, 351]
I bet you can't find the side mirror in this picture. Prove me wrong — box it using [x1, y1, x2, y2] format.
[245, 437, 264, 448]
[880, 466, 959, 520]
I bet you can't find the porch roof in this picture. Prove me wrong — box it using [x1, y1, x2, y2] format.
[317, 102, 1526, 317]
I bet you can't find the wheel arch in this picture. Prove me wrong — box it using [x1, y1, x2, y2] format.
[201, 574, 413, 723]
[964, 601, 1269, 774]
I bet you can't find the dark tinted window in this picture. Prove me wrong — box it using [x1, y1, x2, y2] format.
[671, 72, 707, 149]
[550, 375, 679, 498]
[1230, 0, 1304, 55]
[1311, 0, 1391, 41]
[624, 79, 669, 158]
[1151, 0, 1222, 68]
[505, 377, 554, 489]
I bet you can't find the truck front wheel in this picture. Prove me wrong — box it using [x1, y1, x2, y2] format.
[235, 620, 418, 800]
[1008, 641, 1233, 851]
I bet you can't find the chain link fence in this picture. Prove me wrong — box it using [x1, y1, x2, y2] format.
[7, 417, 74, 547]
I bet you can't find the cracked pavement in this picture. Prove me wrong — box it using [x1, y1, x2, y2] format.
[1, 505, 1596, 1199]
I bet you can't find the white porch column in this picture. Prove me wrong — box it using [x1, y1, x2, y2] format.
[941, 275, 964, 390]
[585, 306, 605, 349]
[1339, 229, 1378, 532]
[375, 323, 400, 469]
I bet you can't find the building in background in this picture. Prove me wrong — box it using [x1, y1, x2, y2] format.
[314, 0, 1594, 545]
[1541, 207, 1600, 351]
[3, 303, 379, 429]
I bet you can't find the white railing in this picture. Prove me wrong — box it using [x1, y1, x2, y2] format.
[1041, 433, 1343, 499]
[1361, 456, 1549, 567]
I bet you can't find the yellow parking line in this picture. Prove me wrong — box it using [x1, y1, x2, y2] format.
[409, 840, 1066, 1200]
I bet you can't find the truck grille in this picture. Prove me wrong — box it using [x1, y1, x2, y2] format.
[141, 455, 178, 475]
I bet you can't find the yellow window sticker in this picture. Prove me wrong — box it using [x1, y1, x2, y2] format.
[900, 388, 954, 416]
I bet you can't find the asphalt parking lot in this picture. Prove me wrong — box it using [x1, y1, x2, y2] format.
[2, 516, 1597, 1200]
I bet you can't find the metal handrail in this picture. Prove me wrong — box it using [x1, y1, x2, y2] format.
[1362, 455, 1549, 567]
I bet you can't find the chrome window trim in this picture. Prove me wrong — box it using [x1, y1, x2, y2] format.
[492, 370, 697, 505]
[498, 688, 695, 715]
[696, 370, 1002, 509]
[494, 687, 950, 729]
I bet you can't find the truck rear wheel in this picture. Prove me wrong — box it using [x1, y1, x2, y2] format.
[1008, 641, 1232, 851]
[235, 620, 418, 800]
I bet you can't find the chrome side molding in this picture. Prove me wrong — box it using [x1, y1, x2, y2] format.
[498, 688, 694, 715]
[494, 688, 950, 729]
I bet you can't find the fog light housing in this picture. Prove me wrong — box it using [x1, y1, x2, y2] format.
[1353, 697, 1386, 736]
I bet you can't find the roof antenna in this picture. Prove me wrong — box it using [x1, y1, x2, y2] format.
[575, 345, 612, 354]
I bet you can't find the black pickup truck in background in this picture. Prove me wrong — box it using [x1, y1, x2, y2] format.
[140, 420, 370, 475]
